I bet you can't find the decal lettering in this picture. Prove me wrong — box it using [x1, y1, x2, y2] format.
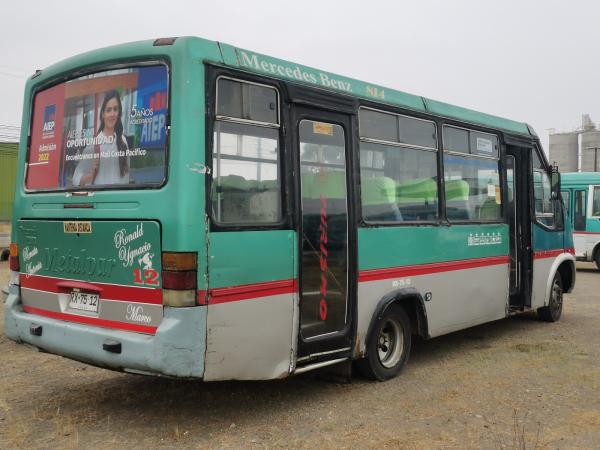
[22, 246, 39, 262]
[63, 221, 92, 234]
[25, 261, 43, 275]
[238, 50, 352, 93]
[44, 248, 116, 278]
[132, 268, 159, 286]
[114, 223, 154, 268]
[125, 304, 152, 324]
[467, 232, 503, 246]
[318, 194, 329, 321]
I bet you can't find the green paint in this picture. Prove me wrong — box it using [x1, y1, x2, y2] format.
[532, 223, 564, 252]
[561, 172, 600, 233]
[17, 220, 161, 286]
[11, 37, 551, 294]
[358, 224, 509, 271]
[219, 43, 531, 136]
[0, 143, 18, 221]
[208, 230, 296, 289]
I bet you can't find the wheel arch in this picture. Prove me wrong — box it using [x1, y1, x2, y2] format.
[544, 253, 576, 304]
[592, 242, 600, 265]
[557, 259, 576, 294]
[362, 288, 429, 358]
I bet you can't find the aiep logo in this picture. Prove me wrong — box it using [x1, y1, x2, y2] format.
[43, 104, 56, 134]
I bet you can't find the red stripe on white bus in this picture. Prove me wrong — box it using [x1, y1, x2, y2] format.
[358, 255, 510, 283]
[533, 249, 566, 260]
[20, 274, 162, 304]
[572, 231, 600, 235]
[208, 279, 297, 305]
[23, 305, 157, 334]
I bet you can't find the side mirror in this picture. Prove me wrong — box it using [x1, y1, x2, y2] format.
[551, 171, 561, 199]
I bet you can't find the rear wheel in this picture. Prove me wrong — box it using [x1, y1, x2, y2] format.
[594, 248, 600, 271]
[355, 305, 411, 381]
[537, 272, 563, 322]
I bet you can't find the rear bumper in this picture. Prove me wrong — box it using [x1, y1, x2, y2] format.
[4, 283, 206, 378]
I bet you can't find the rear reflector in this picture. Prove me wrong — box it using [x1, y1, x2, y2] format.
[162, 252, 197, 271]
[162, 270, 196, 290]
[9, 243, 19, 271]
[163, 289, 196, 307]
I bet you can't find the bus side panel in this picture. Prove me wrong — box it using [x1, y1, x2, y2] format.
[204, 230, 297, 381]
[356, 224, 510, 349]
[531, 225, 569, 309]
[358, 264, 509, 343]
[583, 198, 600, 259]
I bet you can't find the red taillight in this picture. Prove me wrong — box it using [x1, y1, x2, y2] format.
[162, 270, 197, 290]
[9, 243, 19, 271]
[161, 252, 197, 290]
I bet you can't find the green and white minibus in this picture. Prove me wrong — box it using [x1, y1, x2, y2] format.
[4, 37, 575, 381]
[561, 172, 600, 269]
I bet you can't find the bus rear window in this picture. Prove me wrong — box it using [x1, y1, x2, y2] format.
[26, 64, 168, 191]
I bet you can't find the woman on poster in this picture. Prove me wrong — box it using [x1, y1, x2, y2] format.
[73, 90, 129, 186]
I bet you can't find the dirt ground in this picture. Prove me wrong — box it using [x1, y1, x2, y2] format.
[1, 260, 599, 449]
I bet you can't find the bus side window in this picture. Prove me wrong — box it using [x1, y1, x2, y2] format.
[574, 190, 587, 231]
[593, 186, 600, 217]
[561, 190, 571, 218]
[211, 78, 282, 225]
[358, 108, 438, 222]
[531, 149, 555, 228]
[442, 126, 501, 222]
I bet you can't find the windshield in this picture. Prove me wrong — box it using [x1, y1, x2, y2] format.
[26, 64, 168, 191]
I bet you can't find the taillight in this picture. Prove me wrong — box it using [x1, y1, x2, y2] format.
[162, 270, 196, 290]
[162, 252, 197, 307]
[9, 243, 19, 271]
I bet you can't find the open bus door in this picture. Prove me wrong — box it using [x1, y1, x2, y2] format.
[290, 99, 357, 372]
[505, 145, 533, 309]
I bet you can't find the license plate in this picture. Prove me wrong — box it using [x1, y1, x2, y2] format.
[68, 291, 99, 313]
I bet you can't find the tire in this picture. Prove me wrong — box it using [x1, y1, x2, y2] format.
[355, 305, 411, 381]
[594, 249, 600, 271]
[537, 272, 563, 322]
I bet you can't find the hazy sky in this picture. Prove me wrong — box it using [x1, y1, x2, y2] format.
[1, 0, 599, 152]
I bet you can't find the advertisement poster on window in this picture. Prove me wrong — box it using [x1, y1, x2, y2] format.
[27, 65, 168, 190]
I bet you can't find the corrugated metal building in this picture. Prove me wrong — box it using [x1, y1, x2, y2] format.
[0, 142, 18, 221]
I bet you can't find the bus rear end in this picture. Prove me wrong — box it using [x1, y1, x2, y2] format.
[4, 41, 207, 378]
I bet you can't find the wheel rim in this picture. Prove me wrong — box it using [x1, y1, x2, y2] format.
[551, 278, 563, 318]
[377, 317, 404, 369]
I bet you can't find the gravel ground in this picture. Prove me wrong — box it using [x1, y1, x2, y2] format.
[1, 260, 599, 449]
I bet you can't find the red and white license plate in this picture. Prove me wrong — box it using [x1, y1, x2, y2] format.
[68, 291, 99, 313]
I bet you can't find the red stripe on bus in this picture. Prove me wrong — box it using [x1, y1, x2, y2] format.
[534, 249, 565, 259]
[565, 247, 575, 255]
[573, 231, 600, 235]
[208, 279, 297, 304]
[20, 274, 162, 304]
[22, 305, 157, 334]
[197, 290, 207, 305]
[358, 255, 510, 283]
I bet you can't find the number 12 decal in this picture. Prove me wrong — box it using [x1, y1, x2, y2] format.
[133, 268, 159, 286]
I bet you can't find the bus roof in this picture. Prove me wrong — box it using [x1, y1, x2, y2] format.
[215, 41, 534, 138]
[560, 172, 600, 186]
[29, 37, 535, 138]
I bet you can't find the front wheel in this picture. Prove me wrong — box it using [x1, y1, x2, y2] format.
[537, 273, 563, 322]
[355, 305, 411, 381]
[594, 249, 600, 271]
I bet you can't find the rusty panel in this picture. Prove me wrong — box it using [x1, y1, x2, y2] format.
[0, 143, 18, 221]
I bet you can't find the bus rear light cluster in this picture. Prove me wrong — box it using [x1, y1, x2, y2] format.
[161, 252, 197, 307]
[9, 243, 19, 272]
[162, 270, 196, 290]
